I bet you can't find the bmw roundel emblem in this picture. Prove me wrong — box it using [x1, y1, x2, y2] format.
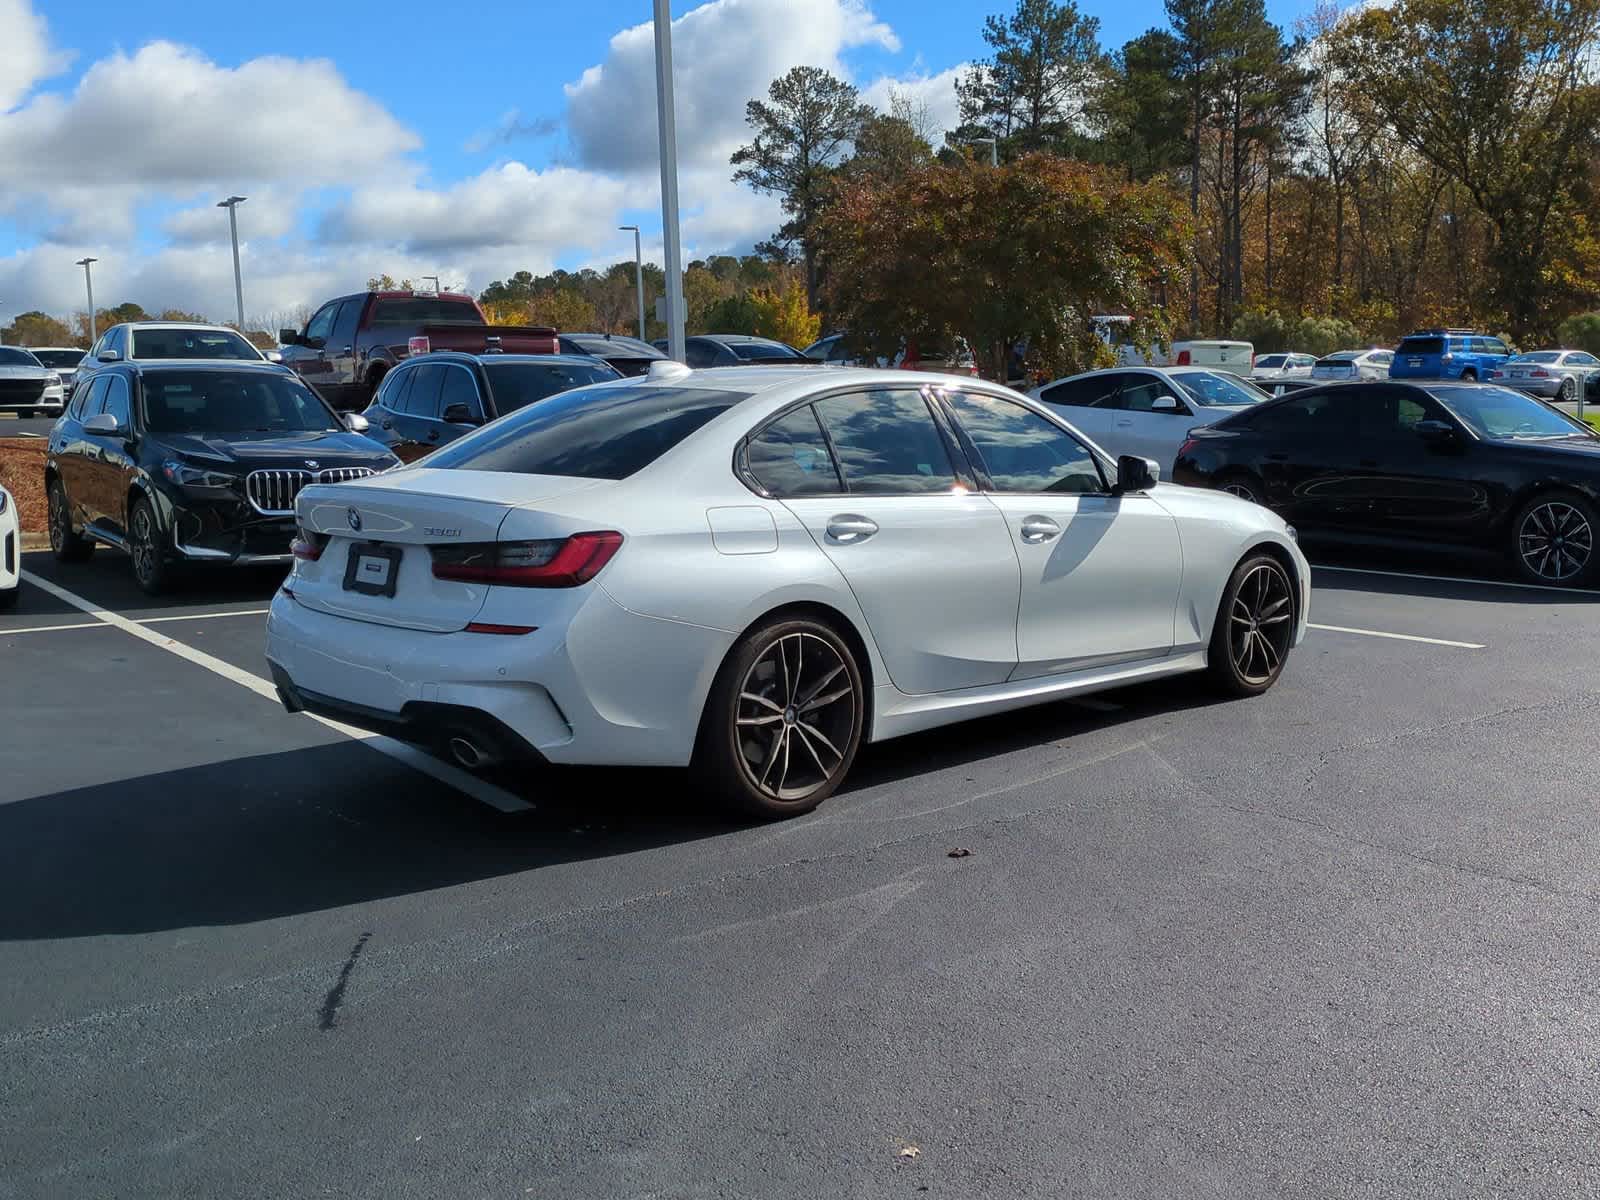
[347, 507, 362, 532]
[304, 459, 320, 470]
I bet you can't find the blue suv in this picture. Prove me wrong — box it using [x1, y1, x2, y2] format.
[1388, 329, 1513, 381]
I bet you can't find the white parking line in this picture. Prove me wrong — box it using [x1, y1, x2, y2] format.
[1, 607, 271, 636]
[18, 569, 533, 813]
[1313, 562, 1600, 598]
[1308, 622, 1484, 649]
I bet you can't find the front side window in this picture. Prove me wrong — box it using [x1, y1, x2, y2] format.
[483, 361, 621, 414]
[78, 374, 111, 418]
[140, 370, 339, 434]
[946, 392, 1104, 494]
[1120, 375, 1188, 414]
[102, 375, 132, 428]
[439, 364, 485, 421]
[374, 365, 413, 412]
[401, 363, 445, 417]
[745, 405, 842, 497]
[812, 390, 959, 495]
[426, 384, 749, 479]
[102, 326, 127, 357]
[1354, 388, 1448, 439]
[304, 303, 339, 344]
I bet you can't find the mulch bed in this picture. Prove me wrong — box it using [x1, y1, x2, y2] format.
[0, 438, 48, 535]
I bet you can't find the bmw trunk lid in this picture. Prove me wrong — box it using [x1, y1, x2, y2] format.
[288, 468, 603, 631]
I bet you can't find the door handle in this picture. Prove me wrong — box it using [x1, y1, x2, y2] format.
[825, 514, 878, 544]
[1114, 417, 1133, 427]
[1019, 516, 1061, 543]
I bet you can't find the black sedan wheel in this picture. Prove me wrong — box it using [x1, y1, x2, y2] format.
[696, 617, 865, 819]
[129, 498, 172, 595]
[48, 479, 93, 562]
[1513, 492, 1596, 586]
[1217, 473, 1264, 505]
[1208, 554, 1295, 697]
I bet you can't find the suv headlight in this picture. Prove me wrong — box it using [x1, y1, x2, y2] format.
[162, 459, 236, 489]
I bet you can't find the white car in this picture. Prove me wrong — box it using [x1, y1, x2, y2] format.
[266, 364, 1309, 818]
[1489, 349, 1600, 401]
[27, 347, 89, 395]
[1250, 353, 1317, 380]
[1027, 367, 1271, 471]
[0, 484, 18, 609]
[1310, 348, 1393, 381]
[0, 345, 66, 417]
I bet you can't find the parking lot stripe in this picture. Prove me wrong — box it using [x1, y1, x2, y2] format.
[1308, 622, 1484, 649]
[1, 620, 112, 635]
[139, 608, 271, 624]
[1313, 562, 1600, 598]
[18, 569, 534, 814]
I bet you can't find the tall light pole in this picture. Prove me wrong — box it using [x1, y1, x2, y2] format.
[421, 275, 441, 292]
[217, 196, 247, 329]
[75, 258, 97, 345]
[968, 136, 998, 167]
[618, 225, 645, 340]
[652, 0, 686, 362]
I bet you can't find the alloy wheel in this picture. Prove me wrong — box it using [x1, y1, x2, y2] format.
[48, 486, 67, 552]
[1229, 562, 1293, 685]
[131, 506, 157, 586]
[733, 631, 857, 802]
[1519, 500, 1593, 582]
[1222, 481, 1259, 504]
[1560, 377, 1577, 403]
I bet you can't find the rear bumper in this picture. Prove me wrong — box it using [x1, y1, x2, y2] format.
[1499, 378, 1561, 396]
[264, 584, 734, 768]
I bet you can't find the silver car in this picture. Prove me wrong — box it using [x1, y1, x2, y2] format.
[1310, 348, 1393, 381]
[1489, 349, 1600, 401]
[0, 345, 66, 416]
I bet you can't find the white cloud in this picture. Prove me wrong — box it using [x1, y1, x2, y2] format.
[0, 0, 72, 111]
[861, 63, 967, 144]
[566, 0, 899, 173]
[163, 188, 300, 246]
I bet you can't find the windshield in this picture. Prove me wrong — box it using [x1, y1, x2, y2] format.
[371, 298, 481, 324]
[1512, 352, 1561, 364]
[1429, 384, 1595, 440]
[484, 361, 622, 414]
[0, 348, 42, 367]
[131, 328, 262, 361]
[29, 350, 85, 368]
[1172, 371, 1268, 407]
[141, 369, 340, 434]
[428, 384, 748, 479]
[730, 340, 804, 361]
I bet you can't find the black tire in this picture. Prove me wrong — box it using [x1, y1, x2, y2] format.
[1207, 553, 1296, 698]
[1511, 490, 1597, 587]
[47, 478, 93, 562]
[128, 497, 172, 595]
[1461, 368, 1478, 381]
[0, 585, 16, 610]
[1215, 471, 1265, 506]
[694, 616, 866, 820]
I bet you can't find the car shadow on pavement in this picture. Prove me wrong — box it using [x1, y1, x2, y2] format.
[0, 678, 1233, 942]
[1310, 563, 1600, 605]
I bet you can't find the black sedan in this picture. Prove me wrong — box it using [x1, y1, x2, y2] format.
[45, 361, 396, 594]
[650, 334, 808, 368]
[359, 351, 620, 462]
[557, 333, 667, 376]
[1173, 380, 1600, 586]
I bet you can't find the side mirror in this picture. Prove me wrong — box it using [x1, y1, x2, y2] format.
[343, 412, 370, 434]
[1415, 418, 1456, 443]
[278, 328, 300, 347]
[84, 412, 127, 437]
[442, 403, 481, 426]
[1151, 394, 1182, 413]
[1115, 454, 1159, 493]
[97, 349, 121, 363]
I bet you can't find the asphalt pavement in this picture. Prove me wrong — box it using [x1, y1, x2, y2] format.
[0, 411, 58, 438]
[5, 545, 1600, 1198]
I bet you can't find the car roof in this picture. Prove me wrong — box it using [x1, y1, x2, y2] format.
[119, 322, 246, 332]
[123, 359, 292, 375]
[696, 333, 797, 347]
[404, 351, 618, 369]
[26, 345, 87, 352]
[561, 332, 664, 353]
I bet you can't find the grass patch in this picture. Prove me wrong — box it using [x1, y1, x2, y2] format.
[0, 438, 47, 534]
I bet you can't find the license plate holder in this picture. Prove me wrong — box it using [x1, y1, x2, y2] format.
[344, 543, 401, 598]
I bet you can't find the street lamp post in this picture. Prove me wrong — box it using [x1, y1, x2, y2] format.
[970, 136, 998, 167]
[75, 258, 98, 344]
[652, 0, 686, 362]
[422, 275, 441, 292]
[217, 196, 247, 329]
[618, 225, 645, 340]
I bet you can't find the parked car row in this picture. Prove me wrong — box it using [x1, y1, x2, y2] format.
[0, 345, 68, 416]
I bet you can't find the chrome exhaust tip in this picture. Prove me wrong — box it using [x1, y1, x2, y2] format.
[448, 736, 487, 770]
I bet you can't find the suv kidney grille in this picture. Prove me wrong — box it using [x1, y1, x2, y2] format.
[246, 467, 376, 516]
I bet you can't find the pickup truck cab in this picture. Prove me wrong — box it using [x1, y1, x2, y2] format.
[278, 290, 559, 410]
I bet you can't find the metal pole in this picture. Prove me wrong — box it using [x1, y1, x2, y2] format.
[76, 258, 97, 344]
[652, 0, 686, 363]
[620, 225, 645, 340]
[422, 275, 441, 292]
[218, 197, 247, 329]
[989, 138, 998, 167]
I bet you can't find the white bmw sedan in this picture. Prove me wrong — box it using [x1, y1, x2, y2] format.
[267, 364, 1309, 818]
[0, 484, 18, 609]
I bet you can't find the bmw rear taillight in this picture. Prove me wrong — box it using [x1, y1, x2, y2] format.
[291, 530, 327, 561]
[1177, 437, 1198, 459]
[431, 532, 623, 588]
[1531, 368, 1550, 377]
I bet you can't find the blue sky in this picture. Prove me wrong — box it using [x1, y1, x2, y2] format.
[2, 0, 1317, 323]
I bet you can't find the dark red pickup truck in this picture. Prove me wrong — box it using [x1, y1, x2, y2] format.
[277, 291, 558, 410]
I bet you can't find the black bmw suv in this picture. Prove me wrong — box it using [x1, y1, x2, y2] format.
[46, 361, 397, 593]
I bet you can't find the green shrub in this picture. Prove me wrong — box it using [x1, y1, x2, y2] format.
[1557, 312, 1600, 355]
[1230, 308, 1290, 354]
[1294, 315, 1361, 357]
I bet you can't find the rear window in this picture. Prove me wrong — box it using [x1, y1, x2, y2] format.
[131, 329, 261, 361]
[729, 340, 804, 361]
[1321, 352, 1359, 362]
[1514, 352, 1561, 364]
[370, 298, 483, 325]
[1255, 355, 1286, 369]
[483, 361, 621, 414]
[426, 384, 749, 479]
[1398, 337, 1445, 355]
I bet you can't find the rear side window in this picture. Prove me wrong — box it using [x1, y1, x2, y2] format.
[402, 363, 444, 417]
[76, 374, 111, 417]
[813, 390, 959, 495]
[375, 366, 413, 411]
[745, 406, 842, 497]
[426, 384, 749, 479]
[1241, 391, 1356, 436]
